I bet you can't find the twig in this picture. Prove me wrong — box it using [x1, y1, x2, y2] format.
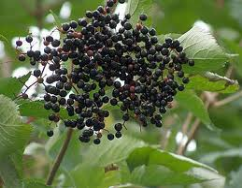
[213, 90, 242, 107]
[46, 128, 73, 186]
[181, 113, 193, 135]
[177, 118, 200, 155]
[173, 113, 192, 152]
[226, 66, 234, 78]
[1, 57, 12, 78]
[176, 98, 210, 155]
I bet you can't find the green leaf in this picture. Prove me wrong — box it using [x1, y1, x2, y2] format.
[0, 34, 9, 43]
[0, 157, 22, 188]
[126, 147, 223, 186]
[19, 100, 50, 119]
[125, 0, 139, 16]
[127, 147, 215, 173]
[0, 0, 35, 40]
[66, 164, 121, 188]
[175, 90, 218, 131]
[178, 26, 228, 73]
[19, 100, 76, 120]
[155, 0, 240, 38]
[126, 0, 154, 27]
[227, 165, 242, 188]
[0, 73, 31, 98]
[49, 10, 61, 28]
[129, 165, 205, 186]
[47, 130, 82, 172]
[200, 147, 242, 164]
[70, 0, 104, 21]
[23, 180, 50, 188]
[187, 72, 239, 93]
[221, 39, 242, 77]
[72, 165, 105, 188]
[81, 135, 146, 167]
[188, 168, 225, 188]
[0, 95, 32, 159]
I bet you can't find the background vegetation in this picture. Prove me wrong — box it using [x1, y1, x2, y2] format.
[0, 0, 242, 187]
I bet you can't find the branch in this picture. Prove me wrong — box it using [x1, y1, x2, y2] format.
[181, 113, 193, 135]
[46, 128, 73, 186]
[176, 98, 210, 155]
[213, 90, 242, 107]
[176, 67, 237, 155]
[177, 118, 200, 155]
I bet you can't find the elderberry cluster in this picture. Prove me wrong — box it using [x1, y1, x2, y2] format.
[16, 0, 194, 144]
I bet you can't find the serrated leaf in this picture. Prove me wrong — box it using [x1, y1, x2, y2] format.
[0, 157, 22, 188]
[19, 100, 76, 120]
[129, 165, 205, 186]
[175, 90, 219, 131]
[19, 100, 50, 119]
[0, 95, 32, 159]
[0, 73, 31, 98]
[178, 26, 228, 73]
[187, 72, 239, 93]
[127, 147, 215, 173]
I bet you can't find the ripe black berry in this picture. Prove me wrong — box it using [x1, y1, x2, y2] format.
[140, 14, 147, 21]
[26, 35, 33, 43]
[122, 113, 129, 121]
[114, 123, 122, 131]
[18, 54, 26, 61]
[46, 36, 53, 42]
[118, 0, 125, 3]
[94, 138, 101, 145]
[115, 132, 122, 138]
[16, 40, 23, 47]
[47, 130, 54, 137]
[52, 39, 60, 47]
[62, 23, 70, 31]
[107, 133, 114, 140]
[182, 77, 190, 84]
[33, 70, 41, 77]
[124, 22, 132, 30]
[189, 60, 195, 66]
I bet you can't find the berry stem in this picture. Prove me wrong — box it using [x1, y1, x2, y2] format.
[46, 128, 73, 185]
